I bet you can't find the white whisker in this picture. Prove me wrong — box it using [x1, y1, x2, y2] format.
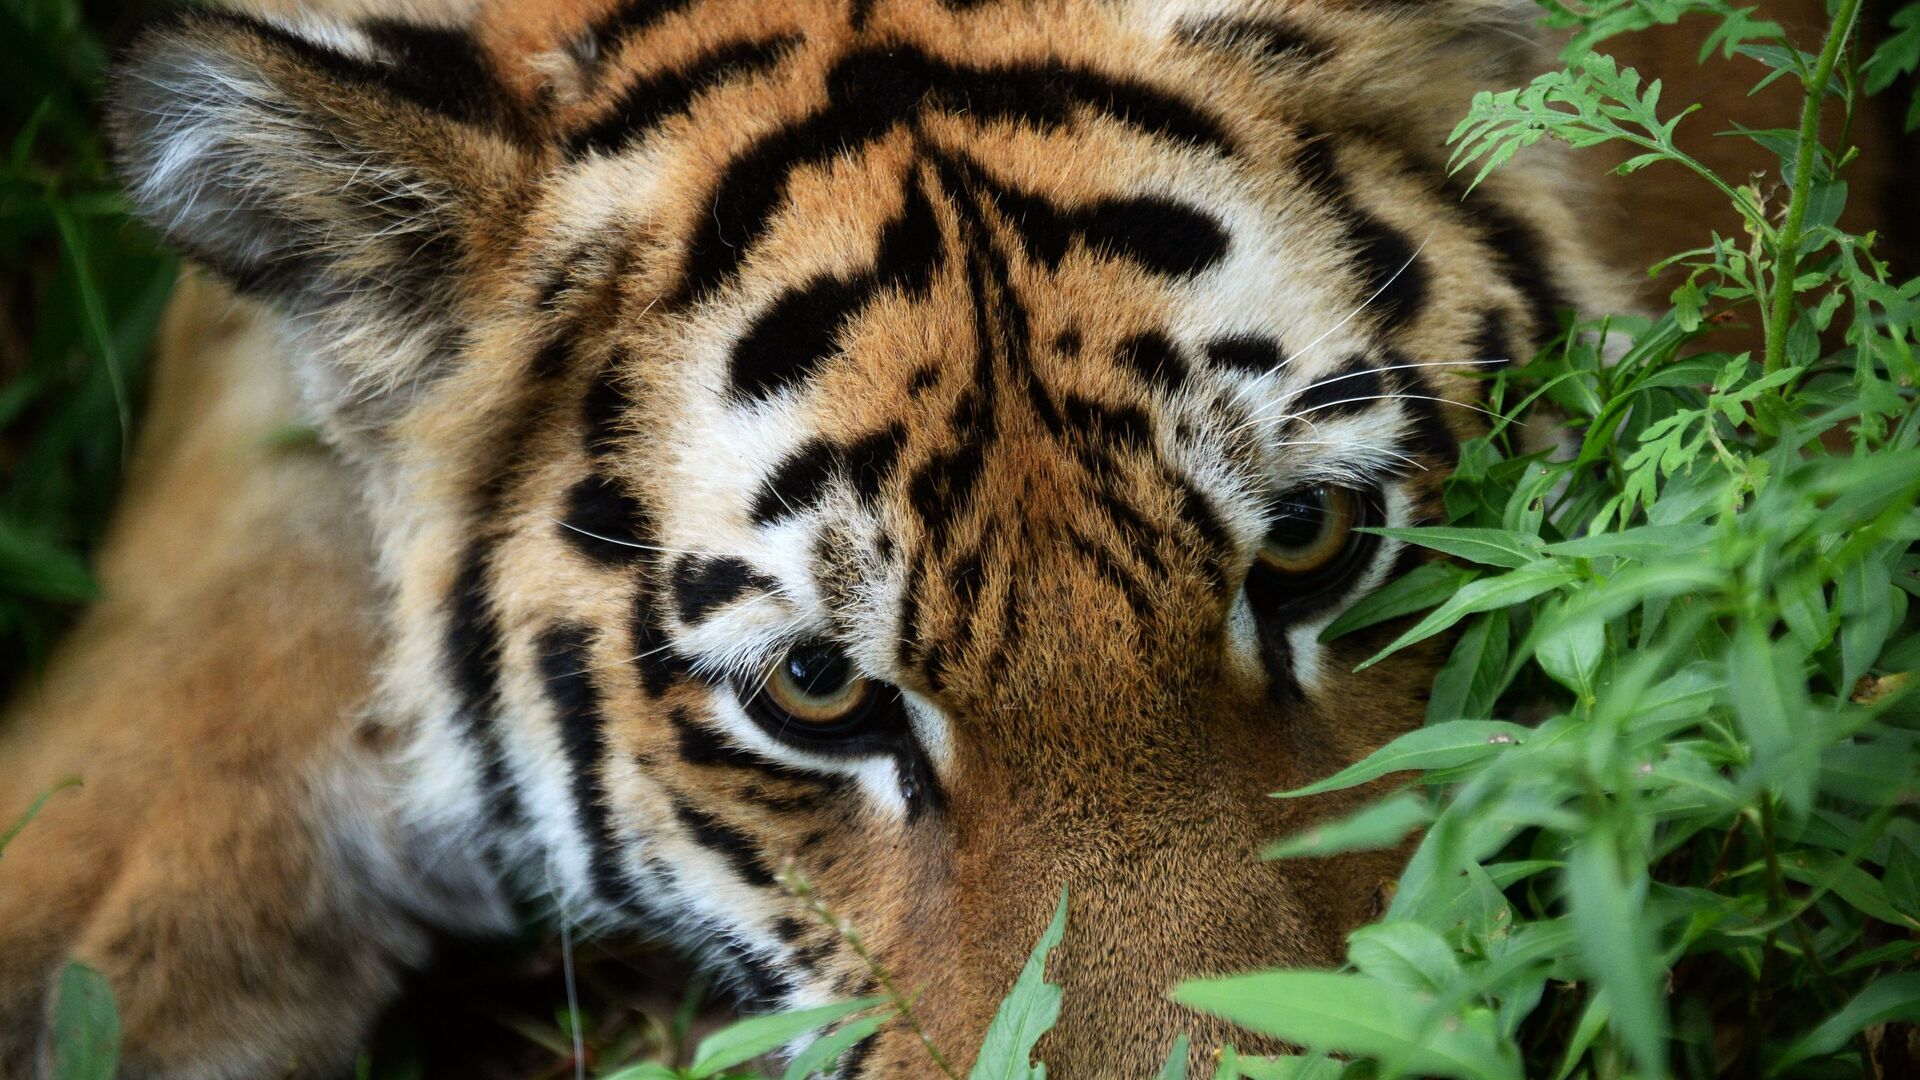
[548, 517, 727, 559]
[1224, 226, 1437, 405]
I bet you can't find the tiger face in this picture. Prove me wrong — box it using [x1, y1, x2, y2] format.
[108, 0, 1611, 1071]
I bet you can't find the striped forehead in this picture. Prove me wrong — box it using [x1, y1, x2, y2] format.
[527, 0, 1476, 664]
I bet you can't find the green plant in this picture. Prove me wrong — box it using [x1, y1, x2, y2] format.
[1174, 1, 1920, 1076]
[1, 0, 177, 689]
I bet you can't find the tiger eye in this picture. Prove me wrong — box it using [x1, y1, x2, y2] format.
[761, 641, 872, 726]
[1259, 484, 1358, 575]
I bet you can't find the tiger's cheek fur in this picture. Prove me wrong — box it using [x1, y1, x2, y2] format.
[85, 0, 1637, 1074]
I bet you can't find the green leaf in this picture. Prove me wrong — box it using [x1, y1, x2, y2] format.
[1534, 615, 1604, 699]
[1356, 561, 1579, 670]
[1427, 611, 1510, 722]
[1263, 792, 1431, 860]
[1153, 1035, 1190, 1080]
[1567, 835, 1668, 1079]
[782, 1011, 895, 1080]
[969, 886, 1069, 1080]
[1320, 562, 1478, 643]
[1768, 972, 1920, 1075]
[1361, 526, 1544, 569]
[0, 520, 96, 602]
[0, 776, 79, 856]
[1781, 850, 1920, 931]
[1345, 921, 1460, 994]
[1173, 972, 1520, 1080]
[688, 997, 885, 1078]
[50, 962, 118, 1080]
[598, 1066, 679, 1080]
[599, 1066, 678, 1080]
[1277, 721, 1529, 798]
[1837, 554, 1896, 691]
[1542, 524, 1712, 561]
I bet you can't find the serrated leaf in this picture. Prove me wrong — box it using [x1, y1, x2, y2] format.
[969, 887, 1068, 1080]
[689, 997, 885, 1078]
[1173, 972, 1520, 1080]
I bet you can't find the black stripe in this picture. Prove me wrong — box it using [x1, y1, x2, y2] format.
[1204, 334, 1284, 375]
[873, 175, 945, 296]
[360, 19, 508, 126]
[1089, 481, 1167, 578]
[848, 0, 875, 30]
[583, 357, 631, 458]
[444, 541, 528, 830]
[1177, 16, 1331, 65]
[1472, 308, 1517, 368]
[1116, 330, 1188, 393]
[672, 799, 777, 887]
[1174, 479, 1235, 593]
[844, 425, 905, 502]
[751, 440, 839, 524]
[731, 275, 867, 400]
[1451, 192, 1572, 347]
[1386, 356, 1462, 467]
[729, 173, 946, 401]
[559, 472, 652, 565]
[719, 937, 793, 1010]
[678, 45, 1233, 304]
[1060, 393, 1151, 448]
[590, 0, 701, 52]
[632, 588, 694, 696]
[1069, 528, 1154, 626]
[570, 34, 802, 156]
[670, 705, 780, 772]
[1290, 355, 1383, 420]
[839, 1032, 880, 1077]
[1076, 196, 1229, 278]
[538, 623, 631, 907]
[530, 337, 573, 380]
[673, 555, 775, 624]
[183, 11, 510, 128]
[1292, 129, 1428, 334]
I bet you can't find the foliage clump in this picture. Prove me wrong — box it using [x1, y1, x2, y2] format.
[1174, 1, 1920, 1076]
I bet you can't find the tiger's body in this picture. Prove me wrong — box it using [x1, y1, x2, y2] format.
[1, 0, 1632, 1074]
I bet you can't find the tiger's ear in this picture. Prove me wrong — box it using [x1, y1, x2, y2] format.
[107, 9, 544, 442]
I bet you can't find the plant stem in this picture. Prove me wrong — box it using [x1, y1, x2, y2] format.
[1762, 0, 1864, 374]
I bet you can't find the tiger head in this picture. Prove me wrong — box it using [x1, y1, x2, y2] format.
[109, 0, 1610, 1072]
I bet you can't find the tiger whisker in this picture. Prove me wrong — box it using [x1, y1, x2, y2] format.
[1235, 392, 1503, 442]
[1232, 356, 1509, 435]
[548, 517, 728, 559]
[1224, 226, 1437, 406]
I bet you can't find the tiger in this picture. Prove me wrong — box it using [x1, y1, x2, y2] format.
[0, 0, 1635, 1074]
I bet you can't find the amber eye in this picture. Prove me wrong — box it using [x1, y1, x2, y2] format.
[757, 641, 874, 729]
[1246, 484, 1377, 616]
[1259, 484, 1360, 575]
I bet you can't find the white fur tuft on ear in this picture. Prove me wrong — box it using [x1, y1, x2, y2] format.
[108, 8, 536, 447]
